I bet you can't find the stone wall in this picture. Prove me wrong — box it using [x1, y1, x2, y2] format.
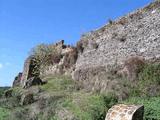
[73, 1, 160, 92]
[20, 41, 77, 87]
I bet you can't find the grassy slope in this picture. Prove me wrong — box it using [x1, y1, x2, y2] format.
[0, 76, 117, 120]
[0, 63, 160, 120]
[40, 75, 117, 120]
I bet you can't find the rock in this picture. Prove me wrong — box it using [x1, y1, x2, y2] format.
[12, 72, 22, 87]
[23, 77, 43, 89]
[4, 89, 13, 98]
[105, 104, 144, 120]
[20, 93, 34, 105]
[21, 56, 40, 87]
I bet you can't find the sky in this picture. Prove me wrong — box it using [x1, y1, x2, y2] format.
[0, 0, 153, 86]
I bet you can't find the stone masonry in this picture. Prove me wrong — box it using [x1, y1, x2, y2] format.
[105, 104, 144, 120]
[73, 1, 160, 92]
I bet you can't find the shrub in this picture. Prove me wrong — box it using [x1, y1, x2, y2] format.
[30, 43, 60, 66]
[60, 91, 118, 120]
[139, 63, 160, 84]
[0, 87, 10, 98]
[102, 93, 118, 109]
[123, 62, 160, 97]
[123, 56, 145, 81]
[108, 19, 114, 24]
[123, 97, 160, 120]
[137, 63, 160, 97]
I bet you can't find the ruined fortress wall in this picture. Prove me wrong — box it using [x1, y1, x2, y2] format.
[73, 1, 160, 92]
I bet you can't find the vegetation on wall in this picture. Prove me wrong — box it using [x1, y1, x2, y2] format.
[30, 44, 60, 66]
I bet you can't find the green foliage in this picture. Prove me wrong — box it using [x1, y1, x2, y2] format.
[120, 63, 160, 119]
[123, 97, 160, 120]
[0, 87, 10, 98]
[0, 107, 10, 120]
[30, 44, 60, 66]
[122, 63, 160, 97]
[102, 93, 118, 109]
[139, 63, 160, 85]
[60, 92, 118, 120]
[137, 63, 160, 97]
[0, 87, 23, 109]
[40, 75, 118, 120]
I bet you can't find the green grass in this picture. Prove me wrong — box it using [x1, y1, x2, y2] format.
[121, 63, 160, 119]
[40, 75, 118, 120]
[41, 75, 75, 93]
[1, 62, 160, 120]
[123, 97, 160, 120]
[61, 92, 107, 120]
[0, 107, 10, 120]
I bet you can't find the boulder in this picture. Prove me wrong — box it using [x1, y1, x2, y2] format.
[23, 77, 43, 89]
[4, 89, 13, 98]
[105, 104, 144, 120]
[12, 72, 22, 87]
[20, 93, 34, 105]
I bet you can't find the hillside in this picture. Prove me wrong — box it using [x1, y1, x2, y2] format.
[0, 1, 160, 120]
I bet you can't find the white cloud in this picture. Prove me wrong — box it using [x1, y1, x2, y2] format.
[0, 63, 3, 69]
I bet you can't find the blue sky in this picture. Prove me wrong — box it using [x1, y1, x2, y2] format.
[0, 0, 152, 86]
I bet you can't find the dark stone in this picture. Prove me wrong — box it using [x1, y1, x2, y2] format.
[23, 77, 43, 89]
[12, 72, 22, 87]
[4, 89, 13, 98]
[132, 105, 144, 120]
[20, 93, 34, 105]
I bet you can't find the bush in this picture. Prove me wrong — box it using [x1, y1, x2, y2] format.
[123, 97, 160, 120]
[0, 87, 10, 98]
[102, 93, 118, 109]
[123, 56, 145, 81]
[30, 43, 60, 66]
[122, 62, 160, 98]
[137, 63, 160, 97]
[139, 63, 160, 84]
[60, 92, 118, 120]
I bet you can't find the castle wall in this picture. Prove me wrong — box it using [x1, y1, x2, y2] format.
[73, 1, 160, 93]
